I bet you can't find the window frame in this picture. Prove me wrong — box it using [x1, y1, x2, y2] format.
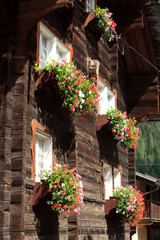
[103, 162, 122, 200]
[31, 119, 56, 181]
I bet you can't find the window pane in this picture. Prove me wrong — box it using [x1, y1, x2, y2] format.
[41, 47, 47, 61]
[99, 79, 115, 114]
[39, 33, 48, 66]
[86, 0, 95, 12]
[56, 40, 70, 62]
[42, 35, 47, 48]
[56, 47, 64, 62]
[104, 165, 113, 199]
[99, 80, 107, 114]
[114, 168, 121, 189]
[107, 89, 115, 109]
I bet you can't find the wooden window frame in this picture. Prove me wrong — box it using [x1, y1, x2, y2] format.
[31, 119, 56, 181]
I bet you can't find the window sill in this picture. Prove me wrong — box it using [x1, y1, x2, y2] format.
[104, 196, 117, 216]
[96, 114, 110, 131]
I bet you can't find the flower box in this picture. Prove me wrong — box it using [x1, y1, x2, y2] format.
[33, 181, 51, 206]
[35, 60, 99, 119]
[96, 114, 110, 131]
[83, 11, 96, 28]
[95, 6, 117, 42]
[105, 196, 117, 215]
[35, 69, 56, 90]
[106, 109, 141, 150]
[38, 164, 83, 216]
[113, 186, 145, 226]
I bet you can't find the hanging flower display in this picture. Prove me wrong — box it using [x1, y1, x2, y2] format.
[106, 108, 141, 151]
[113, 185, 145, 226]
[43, 164, 83, 216]
[95, 6, 117, 42]
[35, 59, 99, 119]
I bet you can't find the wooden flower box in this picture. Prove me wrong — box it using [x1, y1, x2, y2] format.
[33, 182, 51, 206]
[105, 196, 117, 216]
[35, 69, 56, 90]
[96, 114, 110, 131]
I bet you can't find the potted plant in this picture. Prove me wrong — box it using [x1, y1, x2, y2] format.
[106, 108, 141, 151]
[95, 6, 117, 42]
[35, 59, 100, 120]
[113, 185, 145, 226]
[42, 164, 83, 216]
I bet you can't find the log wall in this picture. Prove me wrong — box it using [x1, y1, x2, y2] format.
[3, 0, 160, 239]
[21, 4, 130, 239]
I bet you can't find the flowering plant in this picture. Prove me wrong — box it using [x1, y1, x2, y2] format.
[113, 186, 145, 226]
[43, 164, 83, 216]
[36, 59, 99, 120]
[106, 108, 141, 151]
[95, 6, 117, 42]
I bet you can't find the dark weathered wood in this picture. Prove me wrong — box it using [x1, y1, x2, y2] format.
[1, 0, 160, 239]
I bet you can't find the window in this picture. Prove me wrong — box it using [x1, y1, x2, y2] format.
[86, 0, 95, 12]
[104, 164, 121, 199]
[31, 119, 55, 182]
[99, 79, 115, 115]
[39, 23, 70, 66]
[35, 130, 52, 182]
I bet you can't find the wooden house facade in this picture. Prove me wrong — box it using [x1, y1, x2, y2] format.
[0, 0, 160, 239]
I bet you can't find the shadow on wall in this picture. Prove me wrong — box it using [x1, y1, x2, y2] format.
[35, 84, 75, 162]
[106, 208, 125, 240]
[96, 124, 119, 164]
[33, 194, 59, 238]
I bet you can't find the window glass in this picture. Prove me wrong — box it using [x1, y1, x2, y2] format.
[56, 39, 70, 62]
[86, 0, 95, 12]
[56, 47, 64, 61]
[40, 34, 48, 65]
[99, 79, 115, 114]
[99, 80, 107, 114]
[107, 88, 115, 109]
[114, 167, 121, 189]
[104, 164, 113, 199]
[35, 130, 52, 182]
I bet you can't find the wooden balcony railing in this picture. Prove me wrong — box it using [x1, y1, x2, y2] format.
[143, 200, 160, 220]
